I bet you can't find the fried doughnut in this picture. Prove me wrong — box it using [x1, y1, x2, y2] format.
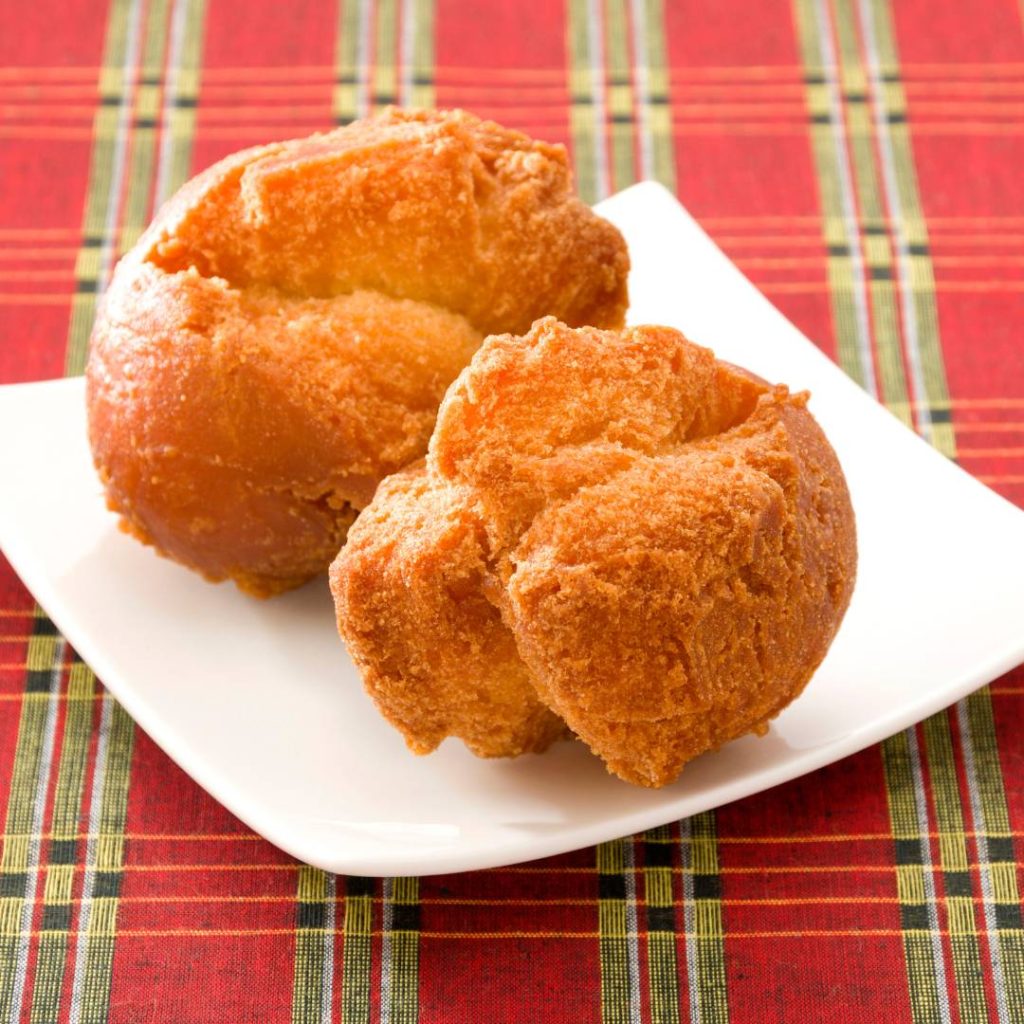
[330, 318, 857, 783]
[86, 108, 629, 597]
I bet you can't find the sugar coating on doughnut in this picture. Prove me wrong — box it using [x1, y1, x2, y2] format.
[87, 108, 629, 596]
[330, 318, 857, 783]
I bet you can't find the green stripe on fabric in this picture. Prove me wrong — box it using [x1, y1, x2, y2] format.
[921, 713, 990, 1022]
[881, 731, 945, 1024]
[73, 698, 135, 1024]
[28, 660, 96, 1024]
[860, 0, 955, 455]
[64, 0, 136, 377]
[964, 691, 1024, 1018]
[791, 0, 873, 391]
[0, 614, 64, 1020]
[605, 0, 635, 191]
[597, 840, 633, 1024]
[384, 876, 420, 1024]
[567, 0, 601, 203]
[340, 877, 373, 1024]
[643, 826, 681, 1024]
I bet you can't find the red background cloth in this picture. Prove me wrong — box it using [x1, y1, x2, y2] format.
[1, 0, 1022, 1021]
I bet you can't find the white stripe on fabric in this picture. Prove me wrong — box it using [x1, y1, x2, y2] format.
[856, 0, 933, 442]
[955, 699, 1011, 1024]
[67, 691, 115, 1024]
[7, 641, 65, 1024]
[811, 0, 878, 398]
[905, 726, 954, 1024]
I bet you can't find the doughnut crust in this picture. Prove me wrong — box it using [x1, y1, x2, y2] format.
[330, 318, 857, 783]
[86, 108, 629, 596]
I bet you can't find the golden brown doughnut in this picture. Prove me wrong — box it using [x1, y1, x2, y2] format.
[87, 108, 629, 596]
[330, 318, 857, 783]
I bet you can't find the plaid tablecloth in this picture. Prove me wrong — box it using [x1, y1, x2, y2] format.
[2, 0, 1023, 1020]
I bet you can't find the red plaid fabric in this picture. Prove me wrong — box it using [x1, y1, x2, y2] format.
[1, 0, 1022, 1021]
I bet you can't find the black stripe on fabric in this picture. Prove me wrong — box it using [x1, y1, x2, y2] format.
[174, 97, 197, 108]
[647, 905, 676, 933]
[0, 872, 27, 897]
[76, 280, 98, 294]
[943, 871, 972, 898]
[810, 113, 831, 124]
[25, 670, 52, 694]
[100, 96, 120, 106]
[693, 873, 722, 900]
[346, 876, 375, 898]
[83, 236, 103, 248]
[986, 836, 1015, 863]
[598, 874, 626, 901]
[41, 903, 73, 932]
[333, 117, 355, 127]
[995, 903, 1023, 930]
[908, 243, 929, 255]
[93, 870, 122, 899]
[929, 408, 952, 424]
[31, 617, 60, 638]
[844, 91, 867, 102]
[828, 244, 850, 256]
[864, 225, 887, 235]
[804, 73, 825, 85]
[900, 903, 931, 931]
[376, 94, 395, 105]
[297, 901, 327, 930]
[870, 266, 893, 280]
[610, 114, 633, 124]
[887, 112, 907, 124]
[135, 117, 157, 128]
[894, 838, 922, 865]
[49, 838, 77, 865]
[141, 75, 161, 85]
[644, 843, 673, 868]
[390, 902, 421, 933]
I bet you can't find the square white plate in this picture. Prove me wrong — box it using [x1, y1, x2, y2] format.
[2, 182, 1023, 877]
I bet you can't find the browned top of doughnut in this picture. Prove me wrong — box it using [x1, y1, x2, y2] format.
[140, 107, 629, 335]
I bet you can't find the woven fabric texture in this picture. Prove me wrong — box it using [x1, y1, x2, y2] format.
[1, 0, 1022, 1021]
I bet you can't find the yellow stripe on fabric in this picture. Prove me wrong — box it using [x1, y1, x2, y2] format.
[964, 691, 1024, 1018]
[605, 0, 636, 190]
[791, 0, 874, 391]
[341, 877, 373, 1024]
[881, 731, 945, 1024]
[292, 865, 332, 1024]
[921, 713, 990, 1022]
[28, 661, 97, 1024]
[689, 812, 729, 1024]
[374, 0, 398, 108]
[861, 0, 955, 455]
[406, 0, 434, 109]
[634, 0, 674, 190]
[64, 0, 136, 377]
[643, 827, 681, 1024]
[74, 698, 135, 1024]
[567, 0, 601, 203]
[334, 0, 362, 123]
[825, 0, 911, 421]
[597, 840, 632, 1024]
[0, 614, 64, 1019]
[116, 0, 170, 254]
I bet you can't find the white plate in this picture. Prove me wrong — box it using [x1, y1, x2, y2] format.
[2, 183, 1023, 877]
